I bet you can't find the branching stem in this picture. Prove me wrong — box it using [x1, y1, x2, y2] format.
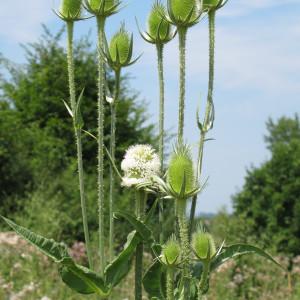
[135, 190, 146, 300]
[66, 21, 93, 269]
[96, 16, 106, 275]
[109, 69, 121, 261]
[178, 27, 187, 143]
[156, 43, 165, 244]
[189, 10, 216, 239]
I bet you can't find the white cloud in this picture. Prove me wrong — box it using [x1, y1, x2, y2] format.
[0, 0, 54, 43]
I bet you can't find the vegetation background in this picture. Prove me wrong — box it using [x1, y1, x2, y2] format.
[0, 23, 299, 300]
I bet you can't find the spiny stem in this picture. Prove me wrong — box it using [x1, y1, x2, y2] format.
[198, 262, 210, 300]
[109, 69, 121, 262]
[135, 190, 146, 300]
[166, 267, 175, 300]
[66, 21, 93, 269]
[177, 199, 190, 299]
[156, 43, 165, 244]
[189, 10, 216, 239]
[178, 27, 187, 143]
[96, 16, 106, 275]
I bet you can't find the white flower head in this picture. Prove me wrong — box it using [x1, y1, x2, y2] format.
[121, 144, 160, 187]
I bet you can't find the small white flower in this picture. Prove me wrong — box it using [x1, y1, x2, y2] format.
[121, 144, 160, 187]
[106, 96, 114, 104]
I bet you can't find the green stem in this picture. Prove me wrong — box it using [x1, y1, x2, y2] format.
[156, 43, 165, 244]
[109, 69, 121, 262]
[166, 267, 175, 300]
[189, 10, 216, 239]
[198, 262, 210, 300]
[177, 199, 190, 299]
[135, 190, 146, 300]
[178, 27, 187, 143]
[66, 21, 93, 269]
[96, 16, 106, 275]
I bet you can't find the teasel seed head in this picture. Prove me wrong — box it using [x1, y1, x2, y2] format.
[166, 0, 202, 28]
[139, 1, 176, 45]
[56, 0, 82, 21]
[104, 24, 141, 71]
[167, 143, 196, 198]
[192, 226, 216, 261]
[161, 234, 182, 267]
[84, 0, 121, 17]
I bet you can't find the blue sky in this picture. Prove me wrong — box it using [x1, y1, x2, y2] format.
[0, 1, 299, 214]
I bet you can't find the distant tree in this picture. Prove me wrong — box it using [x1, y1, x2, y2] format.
[233, 115, 300, 255]
[0, 26, 155, 218]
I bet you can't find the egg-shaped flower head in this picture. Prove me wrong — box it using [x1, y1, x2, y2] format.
[167, 0, 201, 28]
[58, 0, 82, 21]
[161, 235, 182, 267]
[166, 143, 199, 200]
[121, 145, 160, 188]
[141, 1, 175, 44]
[192, 226, 217, 261]
[84, 0, 120, 17]
[105, 24, 140, 71]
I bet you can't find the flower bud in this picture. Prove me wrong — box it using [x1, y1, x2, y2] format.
[89, 0, 114, 11]
[167, 143, 195, 197]
[167, 0, 200, 27]
[121, 144, 160, 188]
[85, 0, 119, 17]
[60, 0, 82, 19]
[192, 231, 216, 260]
[161, 235, 181, 266]
[147, 2, 172, 43]
[109, 25, 132, 65]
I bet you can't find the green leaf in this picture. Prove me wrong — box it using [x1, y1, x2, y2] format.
[1, 216, 69, 262]
[105, 230, 141, 287]
[75, 88, 84, 129]
[59, 258, 110, 296]
[114, 211, 155, 244]
[143, 260, 166, 300]
[211, 243, 283, 271]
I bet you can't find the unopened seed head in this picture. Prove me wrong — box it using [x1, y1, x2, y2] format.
[167, 144, 195, 195]
[169, 0, 199, 22]
[89, 0, 115, 12]
[192, 231, 216, 260]
[60, 0, 82, 18]
[162, 235, 181, 266]
[109, 25, 132, 65]
[147, 2, 170, 41]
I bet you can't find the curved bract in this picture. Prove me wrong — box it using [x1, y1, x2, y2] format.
[84, 0, 121, 17]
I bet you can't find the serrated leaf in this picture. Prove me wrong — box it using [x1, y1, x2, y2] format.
[211, 244, 283, 271]
[59, 258, 110, 296]
[1, 216, 69, 262]
[143, 260, 166, 299]
[105, 230, 141, 287]
[114, 211, 155, 244]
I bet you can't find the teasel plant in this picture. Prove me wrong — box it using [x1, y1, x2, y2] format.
[189, 0, 229, 239]
[0, 1, 286, 299]
[102, 23, 141, 261]
[137, 0, 176, 243]
[84, 0, 121, 275]
[166, 0, 203, 142]
[53, 0, 94, 270]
